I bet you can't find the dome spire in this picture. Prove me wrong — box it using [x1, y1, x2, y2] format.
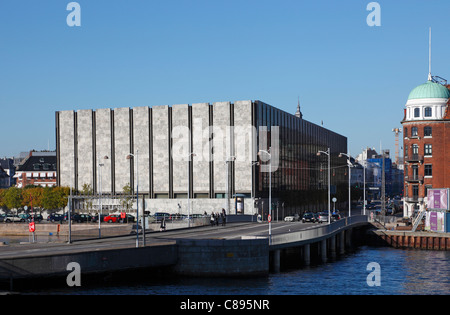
[295, 96, 303, 119]
[428, 27, 432, 81]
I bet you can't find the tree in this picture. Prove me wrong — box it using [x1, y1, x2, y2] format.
[3, 187, 23, 210]
[120, 183, 133, 212]
[22, 186, 44, 210]
[42, 186, 70, 210]
[81, 183, 94, 212]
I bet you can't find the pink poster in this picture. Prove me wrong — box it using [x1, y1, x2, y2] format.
[427, 189, 449, 210]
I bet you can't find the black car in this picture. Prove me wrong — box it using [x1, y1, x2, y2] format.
[302, 212, 317, 223]
[47, 213, 65, 223]
[72, 213, 93, 223]
[91, 214, 107, 223]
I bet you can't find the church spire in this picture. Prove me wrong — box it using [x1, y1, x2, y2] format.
[295, 97, 303, 119]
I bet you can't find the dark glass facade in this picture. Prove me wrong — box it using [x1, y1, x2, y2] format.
[253, 101, 348, 213]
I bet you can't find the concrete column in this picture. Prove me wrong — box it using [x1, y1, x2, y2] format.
[329, 235, 336, 259]
[320, 239, 327, 263]
[273, 250, 281, 273]
[340, 231, 345, 255]
[346, 229, 352, 249]
[303, 244, 310, 266]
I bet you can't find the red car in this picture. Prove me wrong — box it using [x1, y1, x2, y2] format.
[104, 214, 120, 223]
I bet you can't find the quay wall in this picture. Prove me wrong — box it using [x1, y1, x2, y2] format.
[174, 238, 269, 277]
[369, 230, 450, 250]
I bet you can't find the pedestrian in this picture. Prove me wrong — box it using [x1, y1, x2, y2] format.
[210, 213, 215, 226]
[216, 212, 219, 226]
[160, 217, 166, 232]
[221, 208, 226, 226]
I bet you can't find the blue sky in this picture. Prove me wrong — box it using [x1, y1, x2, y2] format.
[1, 0, 449, 159]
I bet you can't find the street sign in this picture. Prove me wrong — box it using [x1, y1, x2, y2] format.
[268, 214, 272, 223]
[29, 222, 35, 233]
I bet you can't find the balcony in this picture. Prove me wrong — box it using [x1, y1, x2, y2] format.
[405, 154, 423, 163]
[404, 174, 424, 183]
[404, 196, 424, 203]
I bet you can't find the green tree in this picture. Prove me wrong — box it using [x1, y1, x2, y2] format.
[22, 186, 44, 210]
[120, 183, 133, 212]
[81, 183, 94, 212]
[3, 187, 23, 210]
[42, 187, 70, 210]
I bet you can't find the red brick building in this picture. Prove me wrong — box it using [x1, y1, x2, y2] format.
[402, 74, 450, 217]
[13, 151, 57, 188]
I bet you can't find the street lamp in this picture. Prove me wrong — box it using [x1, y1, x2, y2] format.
[339, 152, 353, 217]
[317, 148, 331, 224]
[97, 155, 109, 239]
[126, 150, 140, 248]
[258, 148, 272, 243]
[251, 161, 259, 220]
[225, 156, 236, 215]
[187, 152, 196, 228]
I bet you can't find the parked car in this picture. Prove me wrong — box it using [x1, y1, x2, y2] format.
[0, 214, 5, 222]
[284, 215, 295, 222]
[317, 212, 329, 223]
[72, 213, 93, 223]
[302, 212, 317, 223]
[119, 214, 135, 223]
[104, 214, 120, 223]
[47, 213, 65, 223]
[19, 213, 44, 223]
[153, 212, 171, 222]
[91, 214, 107, 223]
[4, 214, 25, 223]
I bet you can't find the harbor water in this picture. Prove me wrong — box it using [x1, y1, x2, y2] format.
[29, 246, 450, 295]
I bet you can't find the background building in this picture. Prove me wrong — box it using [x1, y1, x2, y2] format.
[56, 100, 347, 217]
[402, 74, 450, 217]
[13, 151, 57, 188]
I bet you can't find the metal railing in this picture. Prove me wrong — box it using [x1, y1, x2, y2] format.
[270, 215, 368, 248]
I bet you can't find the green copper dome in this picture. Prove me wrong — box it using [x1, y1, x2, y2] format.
[408, 80, 450, 100]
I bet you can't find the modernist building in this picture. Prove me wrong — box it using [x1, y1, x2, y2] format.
[56, 100, 347, 216]
[402, 74, 450, 217]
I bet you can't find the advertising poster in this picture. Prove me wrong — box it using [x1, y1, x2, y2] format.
[427, 211, 446, 232]
[427, 189, 449, 210]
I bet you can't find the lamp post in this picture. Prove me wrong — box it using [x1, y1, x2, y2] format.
[97, 155, 109, 239]
[339, 152, 353, 217]
[126, 150, 140, 248]
[225, 156, 236, 215]
[251, 161, 259, 220]
[187, 152, 196, 228]
[317, 148, 331, 224]
[258, 149, 272, 244]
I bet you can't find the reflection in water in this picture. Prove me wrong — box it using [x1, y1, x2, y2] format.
[27, 246, 450, 295]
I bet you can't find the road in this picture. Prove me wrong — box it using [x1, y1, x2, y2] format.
[0, 220, 320, 259]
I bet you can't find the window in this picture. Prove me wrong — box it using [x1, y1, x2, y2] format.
[412, 185, 419, 197]
[414, 108, 420, 118]
[424, 144, 432, 156]
[424, 107, 432, 117]
[411, 127, 418, 137]
[424, 164, 432, 177]
[424, 126, 432, 137]
[405, 145, 408, 157]
[404, 127, 408, 138]
[412, 144, 419, 155]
